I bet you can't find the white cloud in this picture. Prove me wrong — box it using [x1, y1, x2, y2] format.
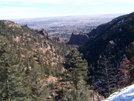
[0, 7, 38, 11]
[0, 0, 63, 4]
[0, 0, 134, 4]
[100, 0, 134, 4]
[0, 7, 39, 19]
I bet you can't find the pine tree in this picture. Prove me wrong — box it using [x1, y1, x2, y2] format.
[93, 56, 117, 97]
[0, 37, 10, 100]
[0, 38, 34, 101]
[64, 48, 88, 90]
[57, 48, 91, 101]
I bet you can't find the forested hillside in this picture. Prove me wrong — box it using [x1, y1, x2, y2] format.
[1, 12, 134, 101]
[0, 20, 95, 101]
[79, 12, 134, 97]
[0, 20, 70, 101]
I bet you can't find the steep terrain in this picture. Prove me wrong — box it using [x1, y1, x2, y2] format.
[0, 20, 68, 68]
[68, 33, 89, 45]
[0, 20, 70, 101]
[80, 12, 134, 63]
[1, 12, 134, 101]
[68, 12, 134, 46]
[0, 20, 104, 101]
[79, 12, 134, 97]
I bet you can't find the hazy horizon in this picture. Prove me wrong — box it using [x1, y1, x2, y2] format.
[12, 13, 124, 21]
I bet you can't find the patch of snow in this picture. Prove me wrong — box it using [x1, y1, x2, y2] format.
[115, 18, 118, 21]
[116, 63, 120, 68]
[119, 28, 122, 32]
[118, 19, 124, 24]
[123, 54, 126, 57]
[104, 84, 134, 101]
[118, 21, 121, 24]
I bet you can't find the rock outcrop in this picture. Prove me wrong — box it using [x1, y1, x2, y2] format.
[67, 21, 109, 45]
[88, 23, 109, 37]
[38, 29, 52, 40]
[68, 33, 89, 45]
[68, 12, 134, 45]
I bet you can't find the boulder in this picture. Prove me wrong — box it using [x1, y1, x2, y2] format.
[68, 33, 89, 45]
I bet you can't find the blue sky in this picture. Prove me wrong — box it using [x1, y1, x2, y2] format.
[0, 0, 134, 19]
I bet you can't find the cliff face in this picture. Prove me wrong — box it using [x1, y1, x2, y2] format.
[68, 13, 134, 46]
[38, 29, 52, 40]
[88, 23, 109, 37]
[68, 33, 89, 45]
[67, 20, 109, 45]
[79, 12, 134, 66]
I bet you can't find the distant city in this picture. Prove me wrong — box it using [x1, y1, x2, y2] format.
[13, 14, 122, 38]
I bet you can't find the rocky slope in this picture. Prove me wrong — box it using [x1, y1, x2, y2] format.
[0, 20, 69, 68]
[1, 12, 134, 100]
[80, 12, 134, 64]
[67, 17, 111, 45]
[68, 12, 134, 46]
[68, 33, 89, 45]
[0, 20, 70, 100]
[79, 12, 134, 97]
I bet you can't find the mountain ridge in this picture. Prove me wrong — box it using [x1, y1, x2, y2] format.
[0, 20, 70, 100]
[1, 12, 134, 100]
[79, 12, 134, 97]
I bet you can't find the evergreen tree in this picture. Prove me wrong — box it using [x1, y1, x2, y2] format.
[0, 37, 10, 100]
[93, 56, 117, 97]
[64, 48, 88, 90]
[57, 48, 91, 101]
[0, 38, 34, 101]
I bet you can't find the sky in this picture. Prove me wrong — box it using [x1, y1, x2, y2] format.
[0, 0, 134, 19]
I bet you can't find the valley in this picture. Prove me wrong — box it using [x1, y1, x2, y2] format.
[0, 12, 134, 101]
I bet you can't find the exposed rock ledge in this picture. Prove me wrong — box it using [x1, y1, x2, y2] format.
[68, 33, 90, 45]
